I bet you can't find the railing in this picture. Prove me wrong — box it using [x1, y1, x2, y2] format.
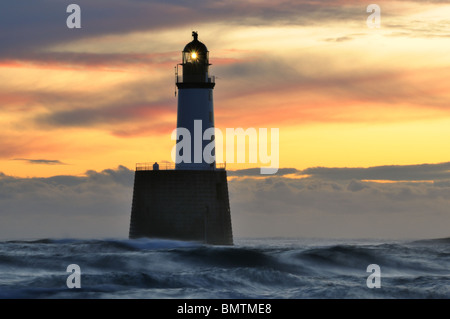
[176, 75, 215, 84]
[136, 162, 175, 171]
[136, 162, 226, 171]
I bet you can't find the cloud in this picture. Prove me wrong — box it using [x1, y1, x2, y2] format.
[2, 0, 449, 140]
[5, 54, 447, 138]
[16, 76, 178, 136]
[32, 98, 177, 138]
[227, 167, 298, 177]
[0, 52, 177, 71]
[13, 159, 67, 165]
[229, 162, 450, 182]
[36, 100, 173, 129]
[3, 0, 438, 61]
[300, 162, 450, 181]
[347, 180, 368, 192]
[0, 133, 66, 160]
[0, 166, 134, 239]
[324, 36, 353, 42]
[0, 1, 183, 56]
[1, 163, 450, 240]
[229, 172, 450, 239]
[214, 55, 450, 129]
[385, 17, 450, 39]
[0, 0, 369, 58]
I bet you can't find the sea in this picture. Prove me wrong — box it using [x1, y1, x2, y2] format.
[0, 237, 449, 299]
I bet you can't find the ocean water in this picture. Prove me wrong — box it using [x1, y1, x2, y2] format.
[0, 237, 448, 299]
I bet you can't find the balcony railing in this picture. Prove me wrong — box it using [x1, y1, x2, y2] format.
[136, 162, 175, 171]
[176, 75, 215, 84]
[136, 162, 226, 171]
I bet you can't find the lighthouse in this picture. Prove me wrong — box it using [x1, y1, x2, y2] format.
[128, 32, 233, 245]
[175, 31, 216, 169]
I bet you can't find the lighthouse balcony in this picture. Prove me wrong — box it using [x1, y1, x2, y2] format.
[176, 75, 215, 84]
[136, 162, 226, 171]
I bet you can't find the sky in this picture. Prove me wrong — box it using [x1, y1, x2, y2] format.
[0, 0, 449, 240]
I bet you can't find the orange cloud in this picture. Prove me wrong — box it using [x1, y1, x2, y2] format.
[0, 52, 179, 73]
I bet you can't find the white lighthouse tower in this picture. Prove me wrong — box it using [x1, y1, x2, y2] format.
[129, 32, 233, 245]
[175, 31, 216, 170]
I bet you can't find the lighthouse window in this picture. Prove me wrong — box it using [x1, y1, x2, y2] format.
[209, 111, 212, 122]
[209, 91, 212, 100]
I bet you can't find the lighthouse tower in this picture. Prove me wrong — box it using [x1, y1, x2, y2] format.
[128, 32, 233, 245]
[176, 31, 216, 169]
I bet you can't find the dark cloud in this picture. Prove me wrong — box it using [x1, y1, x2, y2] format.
[347, 180, 368, 192]
[1, 163, 450, 240]
[228, 162, 450, 182]
[3, 52, 178, 70]
[229, 172, 450, 239]
[215, 54, 450, 115]
[228, 167, 298, 177]
[301, 162, 450, 181]
[23, 75, 177, 135]
[2, 0, 448, 137]
[0, 166, 134, 239]
[33, 99, 177, 138]
[0, 0, 374, 58]
[13, 159, 67, 165]
[36, 101, 170, 128]
[9, 55, 446, 137]
[1, 65, 177, 138]
[0, 1, 190, 56]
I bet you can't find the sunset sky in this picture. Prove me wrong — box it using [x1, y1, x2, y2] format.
[1, 0, 449, 240]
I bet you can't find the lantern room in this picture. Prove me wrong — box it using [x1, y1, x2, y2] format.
[180, 31, 211, 83]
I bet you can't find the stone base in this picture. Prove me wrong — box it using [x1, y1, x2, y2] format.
[129, 169, 233, 245]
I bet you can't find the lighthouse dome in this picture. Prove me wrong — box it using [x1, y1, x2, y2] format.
[179, 31, 213, 84]
[183, 31, 208, 53]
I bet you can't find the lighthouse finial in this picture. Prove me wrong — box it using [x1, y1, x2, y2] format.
[192, 31, 198, 41]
